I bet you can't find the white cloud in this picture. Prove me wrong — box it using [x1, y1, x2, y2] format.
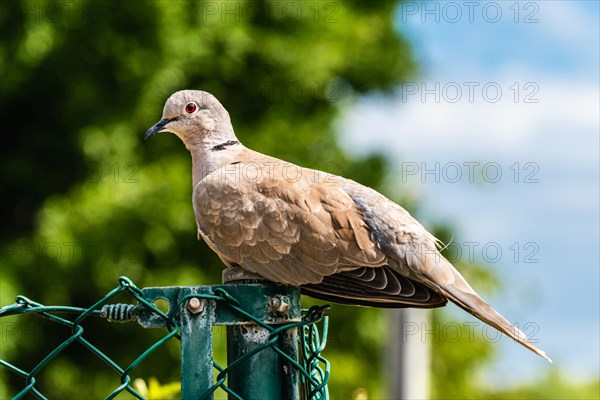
[538, 1, 598, 44]
[338, 78, 598, 158]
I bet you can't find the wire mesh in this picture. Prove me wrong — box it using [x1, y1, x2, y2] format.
[0, 277, 330, 399]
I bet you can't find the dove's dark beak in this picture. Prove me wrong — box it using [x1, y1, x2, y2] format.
[145, 118, 173, 140]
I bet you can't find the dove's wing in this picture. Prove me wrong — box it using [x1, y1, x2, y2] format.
[193, 151, 445, 308]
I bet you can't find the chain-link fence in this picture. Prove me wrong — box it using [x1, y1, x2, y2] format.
[0, 277, 330, 399]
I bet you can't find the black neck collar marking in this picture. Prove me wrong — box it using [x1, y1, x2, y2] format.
[211, 140, 240, 151]
[210, 140, 240, 151]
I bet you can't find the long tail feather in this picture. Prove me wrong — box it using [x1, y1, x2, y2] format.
[433, 259, 552, 362]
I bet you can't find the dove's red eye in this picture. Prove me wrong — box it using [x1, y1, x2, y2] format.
[185, 102, 197, 113]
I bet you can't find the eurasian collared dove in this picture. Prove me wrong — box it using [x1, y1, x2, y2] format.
[145, 90, 550, 362]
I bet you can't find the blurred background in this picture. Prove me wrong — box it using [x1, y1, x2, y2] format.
[0, 1, 598, 399]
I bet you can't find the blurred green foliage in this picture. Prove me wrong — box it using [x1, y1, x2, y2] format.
[484, 370, 599, 400]
[0, 1, 594, 399]
[0, 0, 412, 397]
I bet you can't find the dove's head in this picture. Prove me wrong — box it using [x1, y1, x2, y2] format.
[145, 90, 235, 148]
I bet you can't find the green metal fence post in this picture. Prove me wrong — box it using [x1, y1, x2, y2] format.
[226, 321, 299, 400]
[223, 269, 301, 400]
[180, 288, 215, 400]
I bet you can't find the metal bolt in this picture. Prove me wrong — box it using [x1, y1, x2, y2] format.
[268, 296, 289, 314]
[187, 297, 205, 314]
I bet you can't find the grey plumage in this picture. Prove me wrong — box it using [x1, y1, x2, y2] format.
[145, 90, 551, 362]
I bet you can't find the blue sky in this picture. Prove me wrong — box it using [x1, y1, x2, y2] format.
[339, 0, 599, 386]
